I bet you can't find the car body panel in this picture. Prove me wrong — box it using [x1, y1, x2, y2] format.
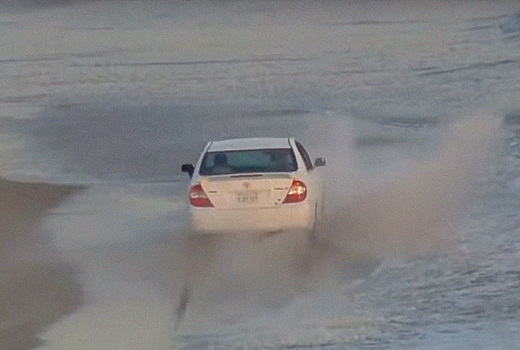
[201, 174, 293, 209]
[206, 137, 292, 152]
[191, 200, 315, 234]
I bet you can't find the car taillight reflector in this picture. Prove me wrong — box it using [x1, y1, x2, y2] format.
[189, 184, 213, 207]
[283, 179, 307, 203]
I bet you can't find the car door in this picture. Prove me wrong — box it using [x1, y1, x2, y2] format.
[294, 140, 324, 217]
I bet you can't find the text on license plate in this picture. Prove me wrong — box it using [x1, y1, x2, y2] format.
[237, 193, 258, 203]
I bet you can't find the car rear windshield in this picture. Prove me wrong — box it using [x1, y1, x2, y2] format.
[199, 148, 298, 175]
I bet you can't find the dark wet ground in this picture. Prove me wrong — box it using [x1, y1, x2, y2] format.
[0, 180, 82, 350]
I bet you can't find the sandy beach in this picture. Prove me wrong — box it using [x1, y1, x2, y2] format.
[0, 180, 82, 350]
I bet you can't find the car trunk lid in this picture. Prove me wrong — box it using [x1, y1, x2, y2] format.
[200, 174, 293, 209]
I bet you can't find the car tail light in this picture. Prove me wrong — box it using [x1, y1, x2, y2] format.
[189, 184, 213, 207]
[283, 179, 307, 203]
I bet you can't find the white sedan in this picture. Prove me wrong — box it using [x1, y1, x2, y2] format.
[182, 137, 326, 239]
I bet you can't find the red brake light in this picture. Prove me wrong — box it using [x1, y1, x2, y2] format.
[283, 179, 307, 203]
[189, 184, 213, 207]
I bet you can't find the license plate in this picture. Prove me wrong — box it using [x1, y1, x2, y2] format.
[237, 192, 258, 203]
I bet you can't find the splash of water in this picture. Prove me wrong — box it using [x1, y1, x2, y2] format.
[175, 112, 502, 331]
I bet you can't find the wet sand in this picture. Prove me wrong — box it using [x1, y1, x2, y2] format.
[0, 179, 83, 350]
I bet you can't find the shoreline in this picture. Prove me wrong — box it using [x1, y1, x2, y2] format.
[0, 179, 84, 350]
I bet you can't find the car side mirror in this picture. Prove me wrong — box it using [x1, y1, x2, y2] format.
[314, 158, 326, 167]
[181, 163, 195, 178]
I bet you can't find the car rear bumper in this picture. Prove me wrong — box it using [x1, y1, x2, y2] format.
[190, 202, 314, 234]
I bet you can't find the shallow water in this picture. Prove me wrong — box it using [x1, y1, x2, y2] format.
[1, 1, 520, 349]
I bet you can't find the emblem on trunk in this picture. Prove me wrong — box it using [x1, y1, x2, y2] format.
[243, 182, 251, 189]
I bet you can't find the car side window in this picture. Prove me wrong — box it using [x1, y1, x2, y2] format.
[295, 141, 313, 171]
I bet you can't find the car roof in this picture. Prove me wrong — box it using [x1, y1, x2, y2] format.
[207, 137, 292, 152]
